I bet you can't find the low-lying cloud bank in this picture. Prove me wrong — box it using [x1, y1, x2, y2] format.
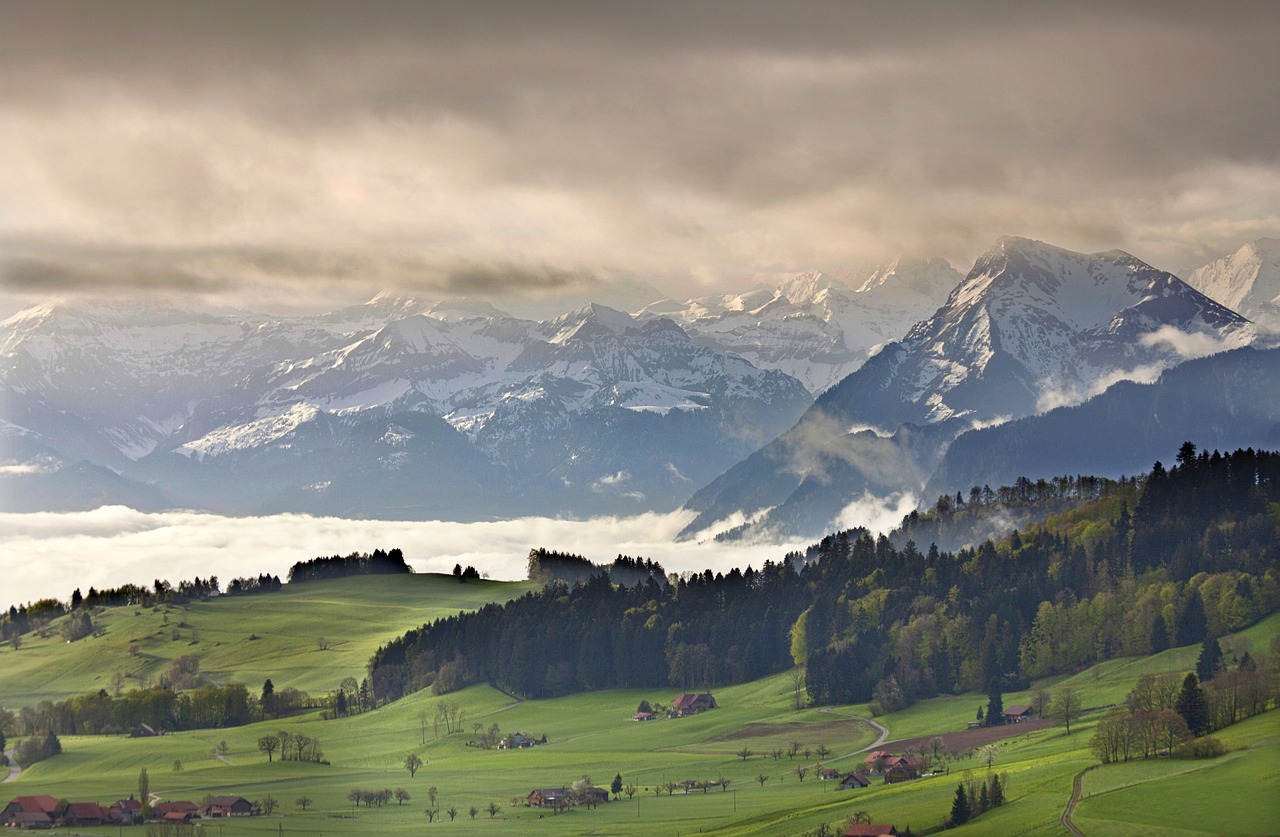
[0, 506, 819, 608]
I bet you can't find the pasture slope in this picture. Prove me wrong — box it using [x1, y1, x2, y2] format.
[1, 591, 1278, 835]
[0, 574, 538, 707]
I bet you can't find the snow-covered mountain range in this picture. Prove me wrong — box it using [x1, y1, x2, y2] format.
[1, 295, 813, 517]
[681, 237, 1257, 540]
[639, 258, 960, 395]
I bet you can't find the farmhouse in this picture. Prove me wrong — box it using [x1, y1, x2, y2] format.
[632, 710, 654, 721]
[63, 802, 110, 826]
[130, 722, 159, 738]
[838, 772, 871, 790]
[671, 693, 718, 716]
[844, 825, 900, 836]
[862, 750, 892, 772]
[527, 787, 568, 808]
[1003, 704, 1036, 723]
[201, 796, 258, 817]
[499, 731, 536, 749]
[109, 799, 144, 824]
[2, 796, 58, 829]
[881, 755, 929, 783]
[154, 801, 198, 819]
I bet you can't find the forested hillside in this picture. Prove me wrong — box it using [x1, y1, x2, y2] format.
[369, 445, 1280, 712]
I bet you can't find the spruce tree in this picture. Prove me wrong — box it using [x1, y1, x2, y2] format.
[1175, 590, 1208, 647]
[949, 783, 970, 827]
[1175, 672, 1210, 736]
[985, 688, 1004, 727]
[1149, 612, 1169, 653]
[977, 781, 990, 815]
[1195, 638, 1224, 683]
[989, 774, 1004, 807]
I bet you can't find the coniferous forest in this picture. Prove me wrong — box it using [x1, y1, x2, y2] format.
[368, 445, 1280, 711]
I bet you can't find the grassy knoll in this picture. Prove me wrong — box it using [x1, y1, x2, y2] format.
[0, 574, 536, 707]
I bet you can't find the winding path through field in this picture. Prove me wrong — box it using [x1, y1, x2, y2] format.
[819, 708, 890, 755]
[2, 748, 19, 783]
[1062, 764, 1097, 836]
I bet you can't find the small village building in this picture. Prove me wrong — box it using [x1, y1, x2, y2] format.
[819, 767, 840, 781]
[671, 693, 718, 716]
[499, 732, 535, 749]
[109, 799, 144, 824]
[632, 710, 654, 721]
[130, 722, 159, 738]
[844, 825, 900, 837]
[153, 801, 198, 819]
[1003, 705, 1035, 723]
[838, 772, 871, 791]
[862, 750, 892, 773]
[527, 788, 568, 808]
[63, 802, 110, 826]
[201, 796, 258, 817]
[161, 810, 194, 824]
[881, 755, 928, 784]
[2, 796, 59, 829]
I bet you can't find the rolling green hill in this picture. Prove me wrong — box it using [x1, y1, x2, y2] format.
[3, 602, 1276, 836]
[0, 574, 536, 707]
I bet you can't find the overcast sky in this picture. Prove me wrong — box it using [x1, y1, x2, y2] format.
[2, 1, 1278, 314]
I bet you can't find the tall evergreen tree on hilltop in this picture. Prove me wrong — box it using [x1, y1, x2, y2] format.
[985, 688, 1004, 728]
[1175, 672, 1210, 736]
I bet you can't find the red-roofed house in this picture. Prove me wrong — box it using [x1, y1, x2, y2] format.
[64, 802, 109, 826]
[671, 693, 717, 716]
[109, 799, 144, 824]
[844, 825, 899, 837]
[154, 801, 198, 818]
[1003, 704, 1035, 723]
[2, 796, 59, 828]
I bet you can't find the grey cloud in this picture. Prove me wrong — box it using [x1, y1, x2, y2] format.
[2, 2, 1278, 306]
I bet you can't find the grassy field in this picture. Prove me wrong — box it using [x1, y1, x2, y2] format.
[0, 574, 537, 707]
[2, 585, 1278, 836]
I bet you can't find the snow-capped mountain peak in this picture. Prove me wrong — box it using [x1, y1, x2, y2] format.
[1186, 237, 1280, 326]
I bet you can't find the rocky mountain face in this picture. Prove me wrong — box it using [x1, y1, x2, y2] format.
[1186, 238, 1280, 329]
[639, 258, 960, 395]
[681, 237, 1256, 541]
[1, 296, 812, 518]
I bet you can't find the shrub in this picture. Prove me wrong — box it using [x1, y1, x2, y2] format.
[1178, 736, 1227, 759]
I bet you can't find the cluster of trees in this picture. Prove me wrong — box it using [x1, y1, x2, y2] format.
[11, 730, 61, 766]
[368, 445, 1279, 715]
[526, 550, 668, 588]
[319, 676, 377, 720]
[948, 773, 1006, 828]
[256, 730, 324, 763]
[224, 573, 283, 595]
[287, 548, 410, 583]
[10, 680, 271, 737]
[452, 564, 482, 581]
[347, 788, 410, 808]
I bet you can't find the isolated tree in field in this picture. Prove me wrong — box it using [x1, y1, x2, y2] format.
[624, 783, 636, 799]
[1053, 685, 1082, 735]
[737, 746, 753, 761]
[261, 795, 277, 815]
[816, 743, 831, 760]
[486, 801, 500, 819]
[404, 753, 423, 778]
[316, 636, 330, 651]
[794, 764, 808, 782]
[981, 744, 998, 770]
[849, 809, 872, 824]
[395, 788, 410, 805]
[989, 773, 1005, 807]
[172, 758, 182, 772]
[427, 786, 438, 808]
[789, 741, 802, 759]
[611, 773, 623, 799]
[949, 782, 971, 826]
[295, 796, 311, 810]
[424, 807, 437, 823]
[757, 773, 769, 787]
[469, 805, 478, 819]
[447, 805, 458, 821]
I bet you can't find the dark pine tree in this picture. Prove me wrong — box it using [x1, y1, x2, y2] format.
[1175, 672, 1210, 736]
[949, 783, 971, 827]
[1195, 638, 1224, 683]
[1175, 590, 1208, 647]
[1149, 612, 1170, 653]
[989, 773, 1004, 807]
[985, 688, 1004, 728]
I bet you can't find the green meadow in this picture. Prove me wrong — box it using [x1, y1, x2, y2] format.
[2, 583, 1278, 836]
[0, 575, 537, 707]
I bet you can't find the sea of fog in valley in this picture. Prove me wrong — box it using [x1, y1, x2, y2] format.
[0, 496, 915, 609]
